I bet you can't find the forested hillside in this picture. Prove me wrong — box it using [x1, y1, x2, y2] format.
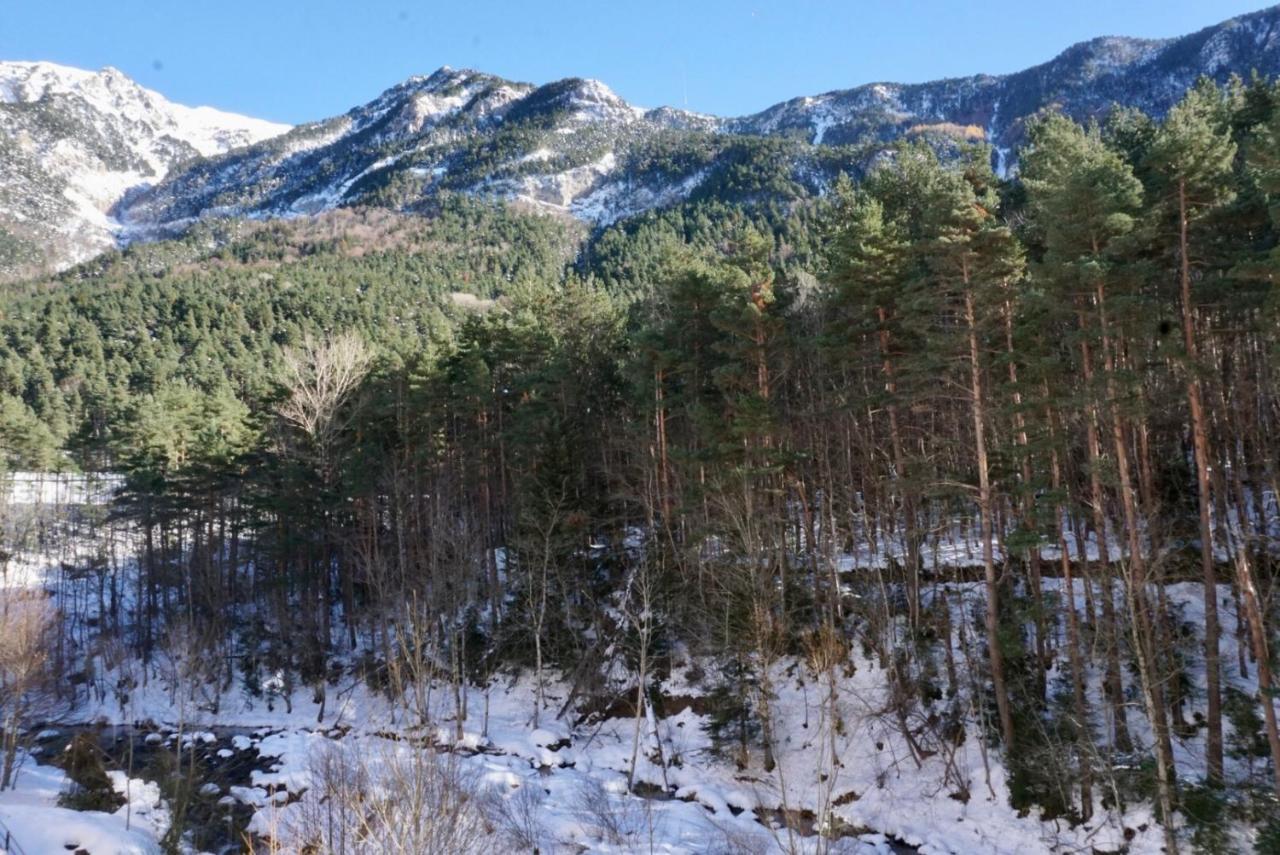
[1, 72, 1280, 853]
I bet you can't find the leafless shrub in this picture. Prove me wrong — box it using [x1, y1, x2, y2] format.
[286, 739, 493, 855]
[291, 739, 370, 854]
[155, 619, 224, 715]
[572, 776, 655, 848]
[701, 816, 774, 855]
[0, 588, 61, 789]
[486, 779, 549, 853]
[0, 501, 38, 586]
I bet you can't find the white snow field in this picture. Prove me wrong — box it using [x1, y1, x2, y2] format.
[0, 753, 163, 854]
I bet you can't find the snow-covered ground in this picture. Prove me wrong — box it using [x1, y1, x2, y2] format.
[0, 748, 163, 854]
[1, 474, 1273, 853]
[1, 471, 121, 507]
[41, 652, 1167, 854]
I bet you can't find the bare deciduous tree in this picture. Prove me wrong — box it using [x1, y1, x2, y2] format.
[277, 330, 375, 670]
[277, 332, 375, 457]
[0, 589, 59, 790]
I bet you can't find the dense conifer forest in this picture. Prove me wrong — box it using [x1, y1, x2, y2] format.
[3, 75, 1280, 852]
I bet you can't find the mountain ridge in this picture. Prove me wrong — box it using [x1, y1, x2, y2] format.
[4, 4, 1280, 277]
[0, 60, 289, 277]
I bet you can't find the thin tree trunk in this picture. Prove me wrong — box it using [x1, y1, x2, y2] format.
[964, 287, 1015, 751]
[1077, 331, 1132, 753]
[1177, 177, 1223, 784]
[1097, 280, 1178, 848]
[1049, 415, 1094, 820]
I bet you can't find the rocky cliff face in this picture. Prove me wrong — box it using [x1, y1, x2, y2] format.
[0, 61, 288, 277]
[6, 4, 1280, 275]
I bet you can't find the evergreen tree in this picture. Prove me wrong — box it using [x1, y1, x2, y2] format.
[1146, 80, 1239, 788]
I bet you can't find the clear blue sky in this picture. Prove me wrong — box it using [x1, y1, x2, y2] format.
[2, 1, 1272, 124]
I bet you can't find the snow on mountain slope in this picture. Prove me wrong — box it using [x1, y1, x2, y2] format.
[0, 61, 288, 277]
[116, 5, 1280, 250]
[5, 5, 1280, 277]
[729, 6, 1280, 149]
[113, 66, 718, 237]
[0, 61, 287, 156]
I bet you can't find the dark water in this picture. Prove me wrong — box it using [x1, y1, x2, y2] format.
[31, 724, 278, 854]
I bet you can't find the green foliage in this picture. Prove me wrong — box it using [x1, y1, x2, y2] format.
[0, 392, 62, 470]
[585, 196, 828, 300]
[0, 200, 577, 451]
[58, 733, 126, 813]
[703, 659, 762, 768]
[1225, 687, 1272, 760]
[1181, 782, 1231, 854]
[1257, 813, 1280, 855]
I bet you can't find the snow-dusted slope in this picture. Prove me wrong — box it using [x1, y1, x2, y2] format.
[730, 7, 1280, 153]
[118, 4, 1280, 244]
[0, 61, 287, 155]
[114, 66, 724, 236]
[4, 4, 1280, 275]
[0, 61, 288, 276]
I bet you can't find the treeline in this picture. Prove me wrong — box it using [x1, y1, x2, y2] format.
[3, 76, 1280, 845]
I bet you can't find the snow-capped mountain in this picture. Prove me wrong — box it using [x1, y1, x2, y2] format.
[0, 61, 289, 276]
[6, 4, 1280, 276]
[731, 8, 1280, 165]
[113, 67, 727, 239]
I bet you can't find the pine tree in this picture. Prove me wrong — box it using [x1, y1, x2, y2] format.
[827, 178, 925, 625]
[1146, 81, 1239, 788]
[917, 148, 1025, 755]
[1021, 114, 1146, 765]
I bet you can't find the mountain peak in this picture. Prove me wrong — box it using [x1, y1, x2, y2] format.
[0, 61, 289, 278]
[0, 59, 96, 101]
[101, 2, 1280, 246]
[411, 65, 481, 90]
